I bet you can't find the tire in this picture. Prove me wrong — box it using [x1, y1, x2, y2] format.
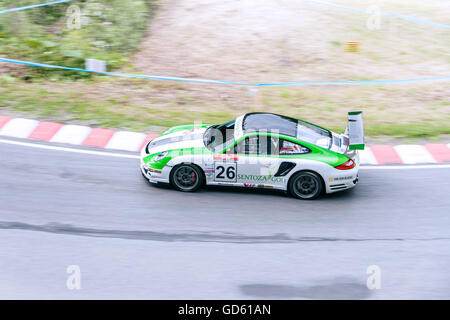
[170, 164, 204, 192]
[288, 171, 323, 200]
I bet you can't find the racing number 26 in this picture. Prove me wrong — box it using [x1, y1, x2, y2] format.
[214, 162, 237, 182]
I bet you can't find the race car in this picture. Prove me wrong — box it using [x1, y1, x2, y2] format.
[140, 112, 364, 199]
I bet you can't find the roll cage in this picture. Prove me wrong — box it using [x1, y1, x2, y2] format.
[218, 132, 314, 157]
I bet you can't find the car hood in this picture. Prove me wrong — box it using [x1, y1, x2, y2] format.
[146, 126, 208, 155]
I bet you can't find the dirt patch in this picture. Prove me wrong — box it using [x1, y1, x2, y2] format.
[130, 0, 449, 98]
[0, 61, 26, 75]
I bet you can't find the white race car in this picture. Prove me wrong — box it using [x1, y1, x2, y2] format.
[140, 112, 364, 199]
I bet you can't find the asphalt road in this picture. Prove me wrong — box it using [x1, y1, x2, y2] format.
[0, 138, 449, 299]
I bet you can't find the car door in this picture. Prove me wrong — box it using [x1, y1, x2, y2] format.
[228, 134, 285, 188]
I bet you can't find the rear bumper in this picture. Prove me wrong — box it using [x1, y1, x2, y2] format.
[324, 159, 359, 194]
[326, 173, 358, 193]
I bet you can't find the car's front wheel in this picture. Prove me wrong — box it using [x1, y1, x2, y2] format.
[170, 164, 203, 192]
[288, 171, 323, 200]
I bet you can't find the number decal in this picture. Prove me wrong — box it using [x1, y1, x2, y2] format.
[216, 166, 225, 179]
[214, 162, 237, 182]
[226, 166, 235, 180]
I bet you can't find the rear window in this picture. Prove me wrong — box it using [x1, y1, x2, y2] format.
[296, 120, 331, 148]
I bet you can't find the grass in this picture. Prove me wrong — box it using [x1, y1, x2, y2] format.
[0, 79, 235, 132]
[1, 77, 449, 139]
[0, 0, 152, 79]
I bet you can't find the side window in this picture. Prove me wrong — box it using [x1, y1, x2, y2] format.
[233, 135, 268, 155]
[232, 136, 308, 155]
[279, 139, 310, 155]
[247, 136, 259, 155]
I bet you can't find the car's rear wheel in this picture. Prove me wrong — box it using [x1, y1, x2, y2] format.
[170, 164, 203, 192]
[288, 171, 323, 200]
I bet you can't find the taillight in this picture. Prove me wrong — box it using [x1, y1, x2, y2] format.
[335, 159, 355, 170]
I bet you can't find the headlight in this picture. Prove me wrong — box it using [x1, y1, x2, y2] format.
[152, 151, 168, 162]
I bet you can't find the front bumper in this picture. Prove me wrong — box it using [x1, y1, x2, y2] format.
[140, 161, 171, 184]
[141, 163, 152, 180]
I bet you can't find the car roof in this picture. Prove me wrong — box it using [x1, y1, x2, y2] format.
[242, 112, 299, 138]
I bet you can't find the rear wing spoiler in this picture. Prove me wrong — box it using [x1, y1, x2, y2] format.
[345, 111, 365, 150]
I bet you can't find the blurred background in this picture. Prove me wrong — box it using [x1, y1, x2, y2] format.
[0, 0, 449, 140]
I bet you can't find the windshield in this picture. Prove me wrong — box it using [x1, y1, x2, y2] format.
[203, 119, 236, 152]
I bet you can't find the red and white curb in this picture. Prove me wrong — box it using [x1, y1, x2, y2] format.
[0, 116, 157, 153]
[1, 115, 450, 164]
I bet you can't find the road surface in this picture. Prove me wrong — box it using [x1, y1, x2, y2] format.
[0, 137, 449, 299]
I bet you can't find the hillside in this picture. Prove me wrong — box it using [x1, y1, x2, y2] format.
[1, 0, 449, 139]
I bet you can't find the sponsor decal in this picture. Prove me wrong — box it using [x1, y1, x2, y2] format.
[237, 174, 287, 184]
[204, 169, 214, 177]
[332, 176, 353, 181]
[243, 183, 273, 188]
[243, 183, 257, 187]
[259, 162, 280, 177]
[213, 154, 239, 161]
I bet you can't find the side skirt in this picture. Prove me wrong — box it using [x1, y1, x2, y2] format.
[206, 181, 287, 191]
